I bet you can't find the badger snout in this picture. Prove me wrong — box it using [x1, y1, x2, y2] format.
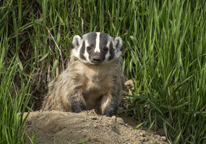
[92, 55, 101, 61]
[91, 53, 103, 64]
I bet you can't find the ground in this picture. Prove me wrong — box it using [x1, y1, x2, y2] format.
[24, 110, 168, 144]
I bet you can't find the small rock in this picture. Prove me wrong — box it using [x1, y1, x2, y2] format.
[111, 116, 116, 122]
[139, 132, 145, 137]
[116, 117, 125, 125]
[90, 116, 98, 120]
[161, 136, 167, 141]
[139, 137, 145, 141]
[93, 124, 98, 128]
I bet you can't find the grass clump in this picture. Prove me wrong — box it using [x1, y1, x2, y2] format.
[0, 1, 32, 143]
[123, 1, 206, 143]
[0, 43, 32, 143]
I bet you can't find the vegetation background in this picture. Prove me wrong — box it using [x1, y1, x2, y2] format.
[0, 0, 205, 143]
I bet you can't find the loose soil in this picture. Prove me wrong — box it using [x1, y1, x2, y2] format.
[24, 110, 168, 144]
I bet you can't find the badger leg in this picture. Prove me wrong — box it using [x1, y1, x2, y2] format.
[68, 90, 87, 113]
[101, 93, 120, 117]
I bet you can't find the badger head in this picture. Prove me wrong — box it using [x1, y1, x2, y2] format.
[71, 32, 123, 65]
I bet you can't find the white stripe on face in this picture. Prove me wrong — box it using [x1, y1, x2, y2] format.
[94, 32, 100, 53]
[84, 40, 90, 62]
[105, 41, 111, 61]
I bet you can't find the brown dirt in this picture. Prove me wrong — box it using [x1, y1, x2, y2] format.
[24, 110, 168, 144]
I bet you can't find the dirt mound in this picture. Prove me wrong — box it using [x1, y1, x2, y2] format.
[24, 110, 168, 144]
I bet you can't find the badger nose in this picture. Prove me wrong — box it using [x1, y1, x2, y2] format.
[92, 56, 101, 61]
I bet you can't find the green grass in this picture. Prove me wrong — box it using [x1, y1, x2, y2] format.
[0, 0, 206, 143]
[0, 40, 32, 142]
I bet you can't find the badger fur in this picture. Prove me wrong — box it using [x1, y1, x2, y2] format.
[42, 32, 125, 117]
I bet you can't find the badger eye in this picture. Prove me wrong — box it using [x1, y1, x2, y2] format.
[103, 47, 108, 52]
[87, 47, 91, 51]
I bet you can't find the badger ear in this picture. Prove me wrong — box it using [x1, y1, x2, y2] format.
[113, 37, 123, 51]
[71, 35, 82, 49]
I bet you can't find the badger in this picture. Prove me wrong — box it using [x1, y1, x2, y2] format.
[41, 32, 125, 117]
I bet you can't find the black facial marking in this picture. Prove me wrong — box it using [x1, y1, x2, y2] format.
[100, 33, 108, 51]
[108, 42, 114, 60]
[83, 33, 98, 62]
[87, 46, 91, 51]
[103, 47, 108, 52]
[80, 41, 86, 60]
[85, 32, 97, 47]
[98, 33, 110, 61]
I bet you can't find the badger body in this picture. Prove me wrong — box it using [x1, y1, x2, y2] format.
[42, 32, 125, 116]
